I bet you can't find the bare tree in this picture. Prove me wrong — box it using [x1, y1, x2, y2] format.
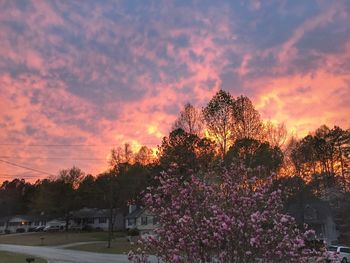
[173, 103, 203, 136]
[232, 95, 264, 141]
[203, 90, 235, 156]
[109, 147, 124, 169]
[124, 143, 134, 164]
[135, 146, 154, 165]
[264, 121, 288, 148]
[109, 143, 134, 168]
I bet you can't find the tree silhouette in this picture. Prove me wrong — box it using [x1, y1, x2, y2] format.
[232, 95, 264, 141]
[158, 128, 216, 178]
[173, 103, 203, 136]
[203, 90, 235, 156]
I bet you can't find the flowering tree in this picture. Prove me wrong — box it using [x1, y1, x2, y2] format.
[128, 167, 332, 263]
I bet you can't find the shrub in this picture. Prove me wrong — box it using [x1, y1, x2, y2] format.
[16, 228, 26, 233]
[127, 228, 140, 236]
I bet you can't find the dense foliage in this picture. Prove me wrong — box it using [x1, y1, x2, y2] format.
[128, 167, 331, 263]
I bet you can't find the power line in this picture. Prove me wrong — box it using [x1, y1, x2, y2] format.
[0, 143, 159, 147]
[0, 144, 119, 147]
[0, 159, 56, 177]
[0, 173, 37, 178]
[0, 156, 108, 161]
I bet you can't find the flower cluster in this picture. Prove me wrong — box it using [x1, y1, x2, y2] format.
[130, 167, 333, 263]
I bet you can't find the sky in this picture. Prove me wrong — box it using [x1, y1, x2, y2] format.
[0, 0, 350, 182]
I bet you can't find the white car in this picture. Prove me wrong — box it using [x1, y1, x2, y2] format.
[43, 225, 64, 232]
[328, 246, 350, 263]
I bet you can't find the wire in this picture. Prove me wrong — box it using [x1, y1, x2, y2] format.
[0, 144, 118, 147]
[0, 156, 107, 161]
[0, 159, 56, 177]
[0, 143, 158, 147]
[0, 173, 36, 178]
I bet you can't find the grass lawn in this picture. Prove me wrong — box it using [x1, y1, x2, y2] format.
[0, 231, 125, 246]
[68, 238, 136, 254]
[0, 251, 47, 263]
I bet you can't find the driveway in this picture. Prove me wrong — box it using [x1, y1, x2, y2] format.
[0, 244, 131, 263]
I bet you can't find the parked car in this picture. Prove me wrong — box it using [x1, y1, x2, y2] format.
[34, 226, 45, 232]
[328, 246, 350, 263]
[43, 225, 64, 232]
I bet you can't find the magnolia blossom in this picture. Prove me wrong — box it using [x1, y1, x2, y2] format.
[129, 167, 335, 263]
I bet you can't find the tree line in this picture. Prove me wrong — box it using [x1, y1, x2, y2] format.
[1, 89, 349, 240]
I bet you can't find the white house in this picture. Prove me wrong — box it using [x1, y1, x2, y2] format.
[288, 200, 339, 245]
[0, 217, 9, 233]
[70, 208, 124, 231]
[0, 215, 46, 234]
[125, 206, 158, 235]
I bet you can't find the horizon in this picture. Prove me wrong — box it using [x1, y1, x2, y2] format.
[1, 1, 350, 182]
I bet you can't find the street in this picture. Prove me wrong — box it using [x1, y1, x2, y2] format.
[0, 244, 130, 263]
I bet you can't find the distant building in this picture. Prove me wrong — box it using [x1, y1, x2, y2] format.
[0, 215, 46, 233]
[70, 207, 124, 231]
[0, 208, 124, 233]
[288, 200, 339, 245]
[125, 205, 158, 235]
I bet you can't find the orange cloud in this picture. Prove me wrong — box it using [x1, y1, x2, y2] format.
[0, 1, 349, 182]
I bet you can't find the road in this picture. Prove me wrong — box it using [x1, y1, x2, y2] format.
[0, 244, 131, 263]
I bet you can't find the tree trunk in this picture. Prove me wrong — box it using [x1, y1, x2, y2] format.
[65, 213, 69, 232]
[107, 206, 113, 248]
[339, 146, 346, 190]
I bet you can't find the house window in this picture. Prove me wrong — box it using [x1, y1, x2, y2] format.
[304, 205, 317, 220]
[8, 222, 20, 227]
[152, 216, 159, 225]
[128, 218, 136, 226]
[99, 217, 107, 224]
[86, 218, 94, 224]
[141, 217, 148, 225]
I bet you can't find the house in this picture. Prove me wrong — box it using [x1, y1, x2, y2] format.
[0, 217, 10, 233]
[70, 208, 124, 231]
[0, 215, 46, 234]
[125, 205, 158, 235]
[0, 208, 125, 234]
[288, 200, 339, 245]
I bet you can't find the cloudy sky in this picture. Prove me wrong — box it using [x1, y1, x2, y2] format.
[1, 0, 350, 181]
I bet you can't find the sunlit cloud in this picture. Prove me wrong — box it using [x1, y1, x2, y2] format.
[0, 0, 349, 181]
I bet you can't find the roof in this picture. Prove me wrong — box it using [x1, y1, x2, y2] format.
[125, 208, 145, 219]
[7, 214, 48, 222]
[71, 208, 109, 218]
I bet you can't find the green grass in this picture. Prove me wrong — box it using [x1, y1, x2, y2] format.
[68, 238, 136, 254]
[0, 251, 47, 263]
[0, 231, 126, 246]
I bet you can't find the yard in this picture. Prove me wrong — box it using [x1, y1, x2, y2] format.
[0, 251, 47, 263]
[0, 231, 125, 246]
[0, 231, 136, 255]
[69, 238, 136, 254]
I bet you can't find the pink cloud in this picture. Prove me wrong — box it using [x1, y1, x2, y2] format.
[0, 1, 349, 182]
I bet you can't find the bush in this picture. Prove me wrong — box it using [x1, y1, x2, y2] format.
[82, 225, 93, 232]
[4, 229, 11, 234]
[16, 228, 26, 233]
[127, 228, 139, 236]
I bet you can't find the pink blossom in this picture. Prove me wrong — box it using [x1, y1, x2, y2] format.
[129, 166, 328, 263]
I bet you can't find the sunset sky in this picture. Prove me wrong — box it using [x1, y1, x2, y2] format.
[1, 0, 350, 182]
